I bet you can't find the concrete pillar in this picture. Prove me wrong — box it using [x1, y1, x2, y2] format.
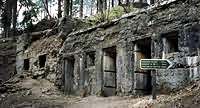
[79, 55, 84, 89]
[133, 43, 140, 71]
[133, 43, 143, 95]
[116, 42, 134, 95]
[126, 42, 134, 94]
[79, 53, 87, 96]
[93, 49, 103, 95]
[73, 55, 80, 94]
[162, 37, 167, 59]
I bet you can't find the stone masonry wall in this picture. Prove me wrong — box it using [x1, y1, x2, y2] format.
[16, 35, 63, 83]
[57, 0, 200, 96]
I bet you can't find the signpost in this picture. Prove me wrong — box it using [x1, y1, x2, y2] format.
[140, 59, 173, 100]
[140, 59, 173, 70]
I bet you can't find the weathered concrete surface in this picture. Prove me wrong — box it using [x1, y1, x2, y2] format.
[157, 69, 189, 93]
[57, 0, 200, 96]
[16, 35, 63, 83]
[0, 38, 16, 83]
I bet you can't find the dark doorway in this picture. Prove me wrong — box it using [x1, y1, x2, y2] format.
[64, 57, 75, 95]
[86, 51, 95, 68]
[24, 59, 30, 70]
[134, 38, 152, 94]
[39, 54, 46, 68]
[103, 47, 117, 96]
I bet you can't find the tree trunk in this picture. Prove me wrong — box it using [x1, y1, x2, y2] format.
[64, 0, 70, 16]
[58, 0, 62, 18]
[45, 0, 48, 13]
[97, 0, 104, 21]
[118, 0, 122, 5]
[90, 0, 94, 15]
[42, 0, 52, 18]
[3, 0, 12, 37]
[80, 0, 83, 18]
[103, 0, 107, 10]
[97, 0, 99, 12]
[111, 0, 114, 7]
[97, 0, 103, 14]
[12, 0, 17, 36]
[70, 0, 72, 16]
[126, 0, 129, 5]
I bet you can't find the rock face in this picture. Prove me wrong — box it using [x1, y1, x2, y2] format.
[0, 38, 16, 83]
[15, 0, 200, 97]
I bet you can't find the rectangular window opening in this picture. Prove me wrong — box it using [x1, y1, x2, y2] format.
[86, 51, 95, 68]
[39, 54, 47, 68]
[24, 59, 30, 70]
[162, 31, 179, 53]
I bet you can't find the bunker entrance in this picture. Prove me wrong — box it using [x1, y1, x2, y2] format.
[24, 59, 30, 70]
[63, 57, 75, 95]
[39, 54, 46, 68]
[103, 47, 117, 96]
[134, 38, 152, 94]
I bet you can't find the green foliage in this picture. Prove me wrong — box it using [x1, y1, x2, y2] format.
[20, 8, 39, 30]
[107, 6, 125, 20]
[86, 6, 124, 25]
[86, 5, 138, 25]
[19, 0, 39, 30]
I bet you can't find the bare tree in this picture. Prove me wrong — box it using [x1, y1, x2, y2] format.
[70, 0, 72, 16]
[58, 0, 62, 18]
[103, 0, 107, 10]
[2, 0, 17, 37]
[80, 0, 83, 18]
[64, 0, 71, 17]
[111, 0, 114, 7]
[97, 0, 103, 14]
[42, 0, 52, 18]
[118, 0, 122, 5]
[12, 0, 17, 35]
[126, 0, 129, 5]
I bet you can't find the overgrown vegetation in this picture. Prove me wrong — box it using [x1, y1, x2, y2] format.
[86, 5, 138, 25]
[19, 0, 39, 31]
[0, 0, 151, 37]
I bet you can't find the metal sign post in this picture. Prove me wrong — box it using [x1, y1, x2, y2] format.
[151, 70, 156, 100]
[140, 59, 172, 100]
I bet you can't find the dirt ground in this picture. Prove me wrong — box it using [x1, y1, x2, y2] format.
[0, 76, 200, 108]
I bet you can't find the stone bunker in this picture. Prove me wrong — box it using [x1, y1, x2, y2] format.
[15, 0, 200, 97]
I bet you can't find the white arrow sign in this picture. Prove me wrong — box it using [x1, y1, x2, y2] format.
[140, 59, 173, 70]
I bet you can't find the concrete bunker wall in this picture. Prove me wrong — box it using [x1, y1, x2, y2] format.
[16, 35, 63, 83]
[57, 0, 200, 96]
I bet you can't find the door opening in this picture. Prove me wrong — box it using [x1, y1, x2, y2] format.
[64, 57, 75, 95]
[103, 47, 117, 97]
[134, 38, 152, 94]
